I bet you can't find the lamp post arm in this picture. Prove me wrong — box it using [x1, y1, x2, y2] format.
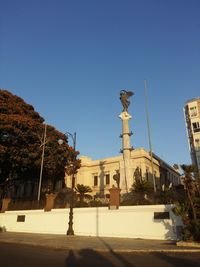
[64, 132, 76, 150]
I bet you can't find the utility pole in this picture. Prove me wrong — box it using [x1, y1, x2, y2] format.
[144, 80, 156, 192]
[37, 123, 47, 202]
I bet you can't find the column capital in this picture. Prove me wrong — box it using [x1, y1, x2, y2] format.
[119, 111, 132, 120]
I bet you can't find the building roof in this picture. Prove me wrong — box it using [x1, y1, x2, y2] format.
[79, 147, 178, 174]
[185, 97, 200, 106]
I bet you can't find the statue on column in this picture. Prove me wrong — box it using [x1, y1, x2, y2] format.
[120, 90, 134, 112]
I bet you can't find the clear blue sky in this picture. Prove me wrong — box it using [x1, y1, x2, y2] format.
[1, 0, 200, 166]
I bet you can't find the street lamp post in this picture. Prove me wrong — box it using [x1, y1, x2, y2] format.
[66, 132, 76, 236]
[59, 132, 76, 236]
[144, 80, 156, 193]
[37, 125, 77, 234]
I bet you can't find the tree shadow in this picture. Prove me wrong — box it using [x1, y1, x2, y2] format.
[65, 249, 115, 267]
[153, 252, 200, 267]
[153, 206, 181, 241]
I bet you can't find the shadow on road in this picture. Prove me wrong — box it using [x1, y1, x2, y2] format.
[153, 252, 200, 267]
[98, 237, 136, 267]
[65, 237, 136, 267]
[65, 249, 115, 267]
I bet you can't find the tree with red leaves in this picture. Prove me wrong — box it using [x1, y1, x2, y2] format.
[0, 90, 80, 198]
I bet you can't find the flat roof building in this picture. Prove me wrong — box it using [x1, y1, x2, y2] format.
[184, 97, 200, 173]
[66, 148, 181, 197]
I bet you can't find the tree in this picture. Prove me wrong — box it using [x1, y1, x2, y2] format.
[155, 184, 177, 204]
[181, 164, 198, 220]
[173, 164, 200, 241]
[0, 90, 81, 198]
[132, 179, 153, 193]
[131, 179, 154, 205]
[75, 184, 92, 206]
[121, 179, 154, 206]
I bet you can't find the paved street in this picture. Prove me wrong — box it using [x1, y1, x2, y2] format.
[1, 232, 199, 252]
[0, 232, 200, 266]
[0, 243, 200, 267]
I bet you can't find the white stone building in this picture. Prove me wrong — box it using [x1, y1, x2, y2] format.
[66, 148, 181, 197]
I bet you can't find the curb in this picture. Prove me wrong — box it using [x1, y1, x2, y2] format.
[95, 248, 200, 253]
[1, 239, 200, 253]
[176, 241, 200, 248]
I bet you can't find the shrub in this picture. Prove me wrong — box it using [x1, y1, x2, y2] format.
[0, 226, 6, 232]
[182, 220, 200, 242]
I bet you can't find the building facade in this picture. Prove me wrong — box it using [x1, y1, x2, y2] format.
[66, 148, 181, 196]
[184, 97, 200, 173]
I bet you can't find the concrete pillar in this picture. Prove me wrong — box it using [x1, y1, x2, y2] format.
[119, 111, 133, 193]
[1, 198, 11, 212]
[109, 186, 121, 209]
[44, 193, 57, 212]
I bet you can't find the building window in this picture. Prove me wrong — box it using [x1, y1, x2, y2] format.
[192, 122, 200, 133]
[154, 212, 170, 220]
[190, 106, 197, 117]
[94, 175, 98, 186]
[105, 174, 110, 185]
[134, 167, 142, 181]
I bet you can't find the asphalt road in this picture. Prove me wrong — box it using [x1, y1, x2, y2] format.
[0, 243, 200, 267]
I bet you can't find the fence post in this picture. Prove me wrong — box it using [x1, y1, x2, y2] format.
[44, 193, 57, 212]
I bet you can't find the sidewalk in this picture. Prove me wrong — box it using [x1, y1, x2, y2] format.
[0, 232, 200, 252]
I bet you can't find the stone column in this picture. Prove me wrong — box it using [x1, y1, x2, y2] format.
[119, 111, 133, 193]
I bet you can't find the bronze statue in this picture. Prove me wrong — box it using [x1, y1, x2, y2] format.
[120, 90, 134, 112]
[113, 170, 120, 188]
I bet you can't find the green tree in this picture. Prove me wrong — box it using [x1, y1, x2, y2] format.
[121, 179, 154, 205]
[131, 179, 154, 205]
[132, 179, 153, 193]
[0, 90, 80, 197]
[173, 164, 200, 241]
[181, 164, 198, 220]
[75, 184, 92, 206]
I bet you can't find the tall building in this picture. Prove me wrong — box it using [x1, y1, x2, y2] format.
[184, 97, 200, 173]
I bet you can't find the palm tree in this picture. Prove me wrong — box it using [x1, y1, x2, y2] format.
[181, 164, 197, 220]
[75, 184, 92, 206]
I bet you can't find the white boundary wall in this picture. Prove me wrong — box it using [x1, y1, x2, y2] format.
[0, 205, 183, 240]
